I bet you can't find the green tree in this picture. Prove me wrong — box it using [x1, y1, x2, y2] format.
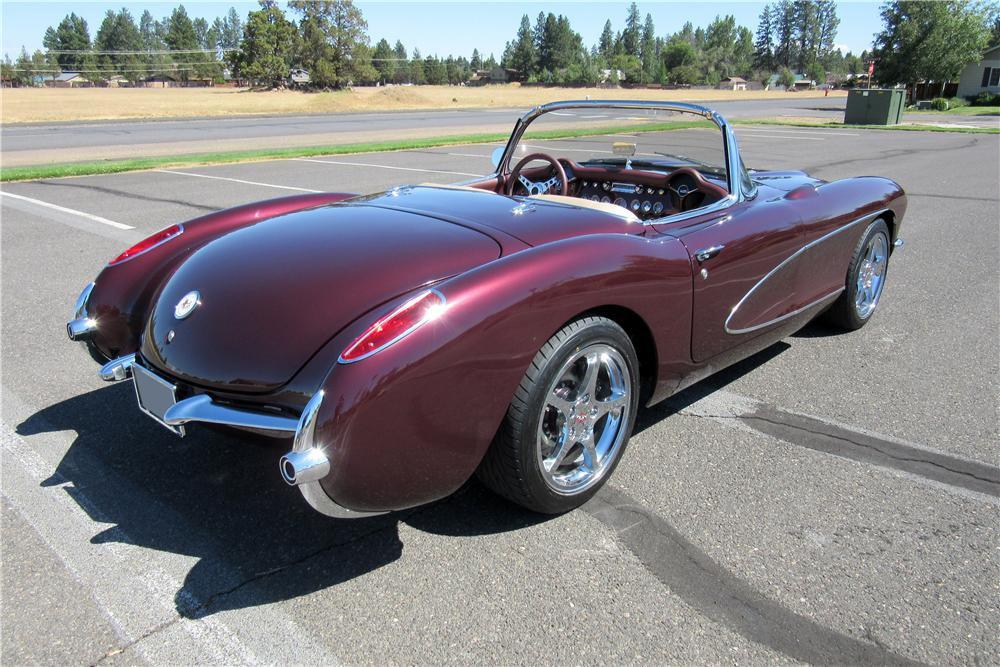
[43, 13, 91, 70]
[773, 0, 796, 68]
[228, 3, 296, 87]
[509, 14, 536, 79]
[598, 20, 614, 59]
[622, 2, 641, 57]
[94, 9, 142, 82]
[873, 0, 990, 98]
[470, 48, 482, 70]
[372, 38, 394, 83]
[392, 40, 408, 82]
[640, 13, 657, 83]
[215, 8, 244, 50]
[778, 66, 796, 88]
[754, 4, 775, 71]
[409, 48, 425, 84]
[289, 0, 371, 88]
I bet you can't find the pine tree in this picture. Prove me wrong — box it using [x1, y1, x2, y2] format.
[754, 3, 775, 72]
[622, 3, 642, 57]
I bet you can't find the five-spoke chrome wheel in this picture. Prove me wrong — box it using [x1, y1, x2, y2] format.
[536, 344, 631, 494]
[854, 231, 888, 319]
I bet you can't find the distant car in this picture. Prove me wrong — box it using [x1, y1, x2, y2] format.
[67, 100, 906, 518]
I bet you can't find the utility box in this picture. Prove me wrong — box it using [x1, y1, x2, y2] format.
[845, 88, 905, 125]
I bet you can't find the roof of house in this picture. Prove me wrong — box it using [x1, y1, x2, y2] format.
[722, 76, 747, 83]
[54, 72, 82, 81]
[983, 44, 1000, 59]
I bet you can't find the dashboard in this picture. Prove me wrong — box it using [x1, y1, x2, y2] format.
[574, 180, 674, 220]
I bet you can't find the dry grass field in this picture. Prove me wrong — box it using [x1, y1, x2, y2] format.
[1, 84, 843, 123]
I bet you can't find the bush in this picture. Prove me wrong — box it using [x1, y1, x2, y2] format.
[970, 91, 1000, 106]
[930, 97, 950, 111]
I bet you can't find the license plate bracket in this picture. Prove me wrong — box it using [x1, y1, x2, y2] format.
[133, 363, 185, 436]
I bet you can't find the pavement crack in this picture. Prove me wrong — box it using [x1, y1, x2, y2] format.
[677, 406, 999, 497]
[91, 616, 181, 666]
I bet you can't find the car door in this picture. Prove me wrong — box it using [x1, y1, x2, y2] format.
[660, 198, 804, 362]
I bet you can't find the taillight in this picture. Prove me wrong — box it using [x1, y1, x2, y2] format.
[339, 289, 447, 363]
[108, 224, 183, 265]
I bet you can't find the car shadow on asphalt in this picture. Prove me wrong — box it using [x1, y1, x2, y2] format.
[16, 382, 547, 620]
[15, 335, 824, 622]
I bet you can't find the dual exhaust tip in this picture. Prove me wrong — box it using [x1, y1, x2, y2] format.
[279, 448, 330, 486]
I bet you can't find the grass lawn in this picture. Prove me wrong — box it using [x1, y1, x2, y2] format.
[1, 85, 844, 124]
[908, 105, 1000, 116]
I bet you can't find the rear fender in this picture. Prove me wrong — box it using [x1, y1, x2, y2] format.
[310, 232, 693, 512]
[85, 193, 356, 359]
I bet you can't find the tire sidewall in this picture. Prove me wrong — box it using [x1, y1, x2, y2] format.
[517, 319, 640, 513]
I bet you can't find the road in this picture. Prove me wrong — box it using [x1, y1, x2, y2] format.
[1, 125, 998, 665]
[0, 96, 858, 167]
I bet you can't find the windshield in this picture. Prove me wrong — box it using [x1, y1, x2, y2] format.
[505, 107, 728, 187]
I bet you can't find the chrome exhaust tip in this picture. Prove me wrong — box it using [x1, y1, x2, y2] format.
[67, 317, 97, 341]
[279, 448, 330, 486]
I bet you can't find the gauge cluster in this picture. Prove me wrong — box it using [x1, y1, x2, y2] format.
[575, 180, 673, 220]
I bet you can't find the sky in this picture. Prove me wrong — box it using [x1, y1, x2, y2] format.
[0, 0, 884, 60]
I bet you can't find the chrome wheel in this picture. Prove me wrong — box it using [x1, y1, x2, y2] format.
[854, 231, 888, 319]
[536, 343, 632, 495]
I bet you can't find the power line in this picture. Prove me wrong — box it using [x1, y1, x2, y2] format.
[44, 48, 237, 55]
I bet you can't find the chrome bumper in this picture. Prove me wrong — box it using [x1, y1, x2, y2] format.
[96, 354, 381, 519]
[67, 282, 97, 341]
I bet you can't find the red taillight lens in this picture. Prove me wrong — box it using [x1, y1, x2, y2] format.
[340, 290, 447, 363]
[108, 224, 183, 265]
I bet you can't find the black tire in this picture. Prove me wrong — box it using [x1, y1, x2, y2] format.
[476, 316, 640, 514]
[824, 218, 891, 331]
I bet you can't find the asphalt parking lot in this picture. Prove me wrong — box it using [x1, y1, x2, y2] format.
[2, 124, 998, 664]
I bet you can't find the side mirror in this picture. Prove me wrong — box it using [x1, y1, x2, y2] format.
[490, 146, 505, 170]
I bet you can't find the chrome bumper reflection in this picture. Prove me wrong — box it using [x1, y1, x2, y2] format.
[67, 282, 97, 341]
[100, 354, 135, 382]
[163, 394, 298, 433]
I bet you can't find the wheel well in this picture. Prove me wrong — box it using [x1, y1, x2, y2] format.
[580, 305, 658, 406]
[881, 211, 898, 252]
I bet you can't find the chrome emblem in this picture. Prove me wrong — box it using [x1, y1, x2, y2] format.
[174, 290, 201, 319]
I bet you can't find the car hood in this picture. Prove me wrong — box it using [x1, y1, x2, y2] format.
[141, 203, 500, 393]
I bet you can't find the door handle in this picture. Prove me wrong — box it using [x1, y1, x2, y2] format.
[695, 245, 725, 262]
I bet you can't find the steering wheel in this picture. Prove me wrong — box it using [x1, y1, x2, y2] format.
[505, 153, 569, 196]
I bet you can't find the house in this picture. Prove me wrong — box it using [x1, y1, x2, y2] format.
[717, 76, 747, 91]
[288, 68, 310, 87]
[600, 68, 624, 84]
[469, 67, 519, 85]
[46, 72, 91, 88]
[957, 44, 1000, 99]
[766, 73, 815, 91]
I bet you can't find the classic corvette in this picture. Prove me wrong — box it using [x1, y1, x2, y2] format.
[67, 100, 906, 517]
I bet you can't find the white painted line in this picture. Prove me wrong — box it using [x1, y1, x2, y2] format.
[738, 127, 861, 137]
[550, 111, 577, 116]
[735, 133, 827, 141]
[152, 169, 320, 193]
[579, 114, 608, 119]
[0, 191, 134, 230]
[295, 158, 481, 178]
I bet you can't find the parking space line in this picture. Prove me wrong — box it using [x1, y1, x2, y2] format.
[738, 128, 861, 137]
[735, 133, 827, 141]
[152, 169, 320, 193]
[0, 191, 134, 230]
[294, 158, 481, 178]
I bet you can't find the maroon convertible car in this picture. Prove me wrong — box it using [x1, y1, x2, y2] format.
[67, 101, 906, 518]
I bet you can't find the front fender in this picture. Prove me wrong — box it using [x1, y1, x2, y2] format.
[84, 193, 356, 360]
[310, 232, 693, 512]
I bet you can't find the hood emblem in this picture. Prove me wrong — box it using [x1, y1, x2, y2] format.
[174, 290, 201, 320]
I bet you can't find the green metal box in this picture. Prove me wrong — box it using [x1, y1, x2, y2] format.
[845, 88, 905, 125]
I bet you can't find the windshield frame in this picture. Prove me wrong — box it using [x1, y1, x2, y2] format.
[491, 100, 756, 223]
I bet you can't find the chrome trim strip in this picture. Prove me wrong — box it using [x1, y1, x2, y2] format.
[285, 390, 386, 519]
[337, 288, 447, 364]
[725, 288, 844, 335]
[99, 353, 135, 382]
[162, 394, 298, 432]
[724, 209, 889, 335]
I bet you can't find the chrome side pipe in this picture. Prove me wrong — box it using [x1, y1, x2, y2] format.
[279, 449, 331, 486]
[67, 317, 98, 341]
